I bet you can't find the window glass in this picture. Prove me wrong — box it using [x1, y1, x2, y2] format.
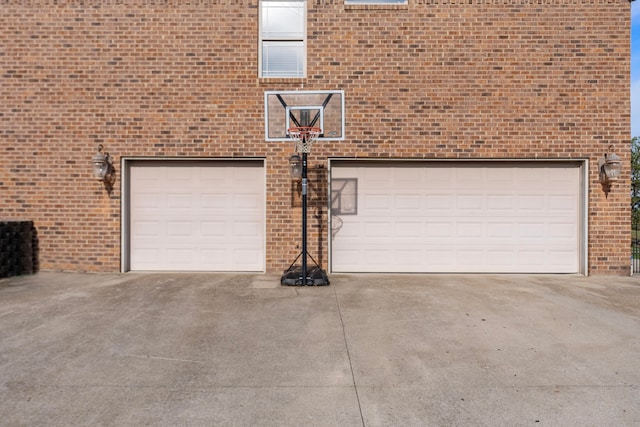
[262, 42, 304, 78]
[261, 2, 304, 39]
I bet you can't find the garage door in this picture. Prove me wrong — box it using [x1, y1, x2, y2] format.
[128, 161, 264, 271]
[330, 162, 582, 273]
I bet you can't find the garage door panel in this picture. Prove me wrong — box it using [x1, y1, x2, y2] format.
[199, 249, 228, 266]
[364, 167, 392, 183]
[133, 220, 162, 237]
[234, 194, 262, 209]
[518, 195, 545, 211]
[457, 222, 483, 237]
[395, 221, 423, 238]
[129, 161, 264, 272]
[518, 222, 545, 238]
[235, 221, 261, 237]
[364, 194, 391, 210]
[487, 167, 514, 183]
[487, 195, 514, 211]
[364, 249, 391, 266]
[548, 250, 577, 267]
[167, 221, 193, 237]
[396, 195, 422, 210]
[167, 167, 194, 182]
[201, 221, 226, 237]
[396, 167, 422, 184]
[518, 249, 547, 265]
[338, 249, 361, 266]
[200, 193, 229, 209]
[233, 249, 263, 267]
[457, 250, 485, 265]
[518, 172, 544, 188]
[331, 162, 581, 273]
[457, 195, 483, 211]
[426, 195, 453, 210]
[426, 167, 452, 184]
[396, 249, 423, 265]
[549, 222, 576, 238]
[427, 249, 454, 266]
[200, 168, 227, 183]
[487, 222, 514, 238]
[549, 195, 576, 211]
[167, 193, 193, 209]
[457, 168, 486, 188]
[135, 166, 162, 181]
[134, 193, 161, 209]
[364, 221, 390, 237]
[487, 250, 515, 265]
[427, 222, 452, 237]
[549, 167, 576, 183]
[166, 248, 197, 265]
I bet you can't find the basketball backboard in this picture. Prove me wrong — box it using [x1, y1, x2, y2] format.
[264, 90, 345, 141]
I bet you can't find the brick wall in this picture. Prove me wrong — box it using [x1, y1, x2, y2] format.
[0, 0, 631, 275]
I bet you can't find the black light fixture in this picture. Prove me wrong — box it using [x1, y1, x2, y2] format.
[288, 154, 302, 180]
[92, 144, 115, 192]
[281, 127, 330, 286]
[598, 145, 622, 194]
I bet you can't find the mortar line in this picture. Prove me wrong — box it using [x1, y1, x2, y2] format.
[334, 286, 366, 427]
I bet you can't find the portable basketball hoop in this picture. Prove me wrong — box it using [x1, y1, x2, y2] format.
[281, 126, 329, 286]
[288, 126, 321, 153]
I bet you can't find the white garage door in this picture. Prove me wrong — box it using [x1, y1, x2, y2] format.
[128, 161, 264, 271]
[331, 162, 582, 273]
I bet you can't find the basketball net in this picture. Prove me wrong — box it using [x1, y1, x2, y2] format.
[288, 126, 321, 154]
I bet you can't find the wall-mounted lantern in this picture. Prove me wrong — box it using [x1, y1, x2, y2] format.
[598, 146, 622, 194]
[288, 154, 302, 180]
[92, 144, 115, 192]
[288, 153, 303, 205]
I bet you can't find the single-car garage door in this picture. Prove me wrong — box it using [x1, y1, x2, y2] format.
[330, 161, 582, 273]
[128, 161, 264, 271]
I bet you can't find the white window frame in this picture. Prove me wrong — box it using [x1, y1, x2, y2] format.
[259, 0, 307, 78]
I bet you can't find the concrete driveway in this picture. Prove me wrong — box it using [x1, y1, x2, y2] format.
[1, 272, 639, 426]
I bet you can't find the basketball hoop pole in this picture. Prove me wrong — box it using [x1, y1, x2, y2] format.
[301, 148, 309, 284]
[281, 127, 329, 286]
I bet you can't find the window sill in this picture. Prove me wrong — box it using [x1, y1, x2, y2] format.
[259, 77, 307, 85]
[344, 3, 409, 10]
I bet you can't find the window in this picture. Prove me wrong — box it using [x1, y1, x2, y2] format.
[259, 0, 306, 78]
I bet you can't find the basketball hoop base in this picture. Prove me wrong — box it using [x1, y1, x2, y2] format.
[280, 250, 330, 286]
[281, 264, 330, 286]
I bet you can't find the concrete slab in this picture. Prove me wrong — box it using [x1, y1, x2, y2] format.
[332, 274, 640, 425]
[1, 272, 639, 425]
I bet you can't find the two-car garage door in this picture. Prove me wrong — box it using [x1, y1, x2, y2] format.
[127, 161, 264, 272]
[331, 162, 583, 273]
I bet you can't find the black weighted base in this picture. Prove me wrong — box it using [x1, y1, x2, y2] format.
[281, 265, 330, 286]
